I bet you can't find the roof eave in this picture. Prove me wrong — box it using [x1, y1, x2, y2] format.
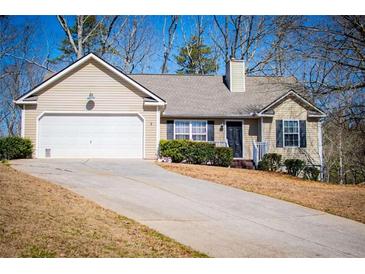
[14, 100, 37, 105]
[258, 89, 326, 116]
[308, 113, 327, 118]
[161, 113, 256, 119]
[144, 101, 166, 106]
[16, 53, 166, 104]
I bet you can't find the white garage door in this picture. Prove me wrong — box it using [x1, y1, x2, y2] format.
[38, 113, 143, 158]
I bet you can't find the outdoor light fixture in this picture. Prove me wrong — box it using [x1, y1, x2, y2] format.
[86, 92, 95, 110]
[220, 122, 224, 131]
[87, 92, 95, 100]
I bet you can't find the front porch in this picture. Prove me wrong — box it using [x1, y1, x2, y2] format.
[212, 140, 268, 169]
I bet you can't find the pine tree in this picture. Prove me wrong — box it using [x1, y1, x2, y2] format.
[54, 16, 118, 63]
[175, 35, 218, 75]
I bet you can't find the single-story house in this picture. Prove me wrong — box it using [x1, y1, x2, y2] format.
[14, 53, 326, 168]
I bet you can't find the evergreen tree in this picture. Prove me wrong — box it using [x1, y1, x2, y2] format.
[54, 16, 118, 63]
[175, 35, 218, 75]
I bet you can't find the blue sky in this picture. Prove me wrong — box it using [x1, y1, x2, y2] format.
[9, 15, 326, 75]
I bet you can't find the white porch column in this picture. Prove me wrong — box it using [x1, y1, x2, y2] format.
[260, 117, 264, 142]
[156, 106, 160, 155]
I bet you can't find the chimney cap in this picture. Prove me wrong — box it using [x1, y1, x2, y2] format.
[226, 58, 245, 63]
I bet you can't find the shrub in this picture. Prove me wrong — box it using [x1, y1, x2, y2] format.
[303, 166, 320, 181]
[211, 147, 233, 167]
[0, 136, 33, 160]
[159, 140, 233, 167]
[257, 159, 269, 171]
[284, 158, 305, 177]
[185, 142, 215, 164]
[257, 153, 282, 171]
[159, 139, 189, 163]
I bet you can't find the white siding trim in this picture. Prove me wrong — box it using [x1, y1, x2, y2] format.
[156, 106, 160, 153]
[229, 61, 232, 91]
[35, 111, 145, 159]
[144, 102, 165, 106]
[21, 107, 25, 137]
[14, 101, 37, 105]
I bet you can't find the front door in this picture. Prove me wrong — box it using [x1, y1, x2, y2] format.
[226, 121, 243, 158]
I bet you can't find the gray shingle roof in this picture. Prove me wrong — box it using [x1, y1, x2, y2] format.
[129, 74, 303, 117]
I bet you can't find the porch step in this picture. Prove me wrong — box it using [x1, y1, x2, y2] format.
[231, 159, 255, 169]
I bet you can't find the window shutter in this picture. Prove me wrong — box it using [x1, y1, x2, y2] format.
[300, 120, 307, 148]
[208, 121, 214, 142]
[166, 120, 174, 140]
[276, 120, 283, 147]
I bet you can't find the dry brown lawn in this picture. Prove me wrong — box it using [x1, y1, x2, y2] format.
[158, 162, 365, 224]
[0, 163, 206, 258]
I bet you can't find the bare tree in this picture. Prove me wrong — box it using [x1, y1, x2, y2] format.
[161, 16, 178, 73]
[211, 16, 274, 73]
[111, 16, 155, 73]
[0, 17, 48, 136]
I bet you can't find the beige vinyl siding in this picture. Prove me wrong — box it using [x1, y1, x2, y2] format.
[243, 119, 258, 159]
[143, 106, 158, 159]
[160, 118, 254, 159]
[159, 97, 321, 164]
[36, 61, 145, 112]
[160, 117, 167, 140]
[263, 97, 320, 164]
[23, 60, 158, 159]
[24, 104, 38, 157]
[230, 61, 245, 93]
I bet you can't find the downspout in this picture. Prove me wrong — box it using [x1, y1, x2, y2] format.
[21, 105, 25, 138]
[156, 106, 161, 158]
[318, 120, 324, 181]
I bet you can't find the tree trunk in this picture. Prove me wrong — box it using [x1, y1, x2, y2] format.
[77, 16, 84, 59]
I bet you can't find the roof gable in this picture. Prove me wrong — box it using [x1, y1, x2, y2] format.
[259, 90, 326, 117]
[15, 53, 165, 105]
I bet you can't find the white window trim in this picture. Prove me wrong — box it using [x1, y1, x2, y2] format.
[283, 119, 300, 148]
[173, 120, 208, 141]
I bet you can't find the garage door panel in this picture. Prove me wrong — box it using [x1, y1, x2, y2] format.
[38, 114, 143, 158]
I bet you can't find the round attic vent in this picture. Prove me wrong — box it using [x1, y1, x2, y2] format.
[86, 100, 95, 110]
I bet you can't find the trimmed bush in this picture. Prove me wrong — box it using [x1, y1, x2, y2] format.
[303, 166, 320, 181]
[257, 153, 282, 171]
[0, 136, 33, 160]
[284, 158, 305, 177]
[159, 139, 189, 163]
[185, 142, 215, 164]
[159, 140, 233, 167]
[211, 147, 233, 167]
[257, 159, 269, 171]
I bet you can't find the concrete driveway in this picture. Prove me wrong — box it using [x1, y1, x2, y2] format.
[11, 159, 365, 258]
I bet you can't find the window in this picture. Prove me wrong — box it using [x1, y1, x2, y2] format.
[174, 121, 190, 140]
[283, 120, 299, 147]
[174, 121, 207, 141]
